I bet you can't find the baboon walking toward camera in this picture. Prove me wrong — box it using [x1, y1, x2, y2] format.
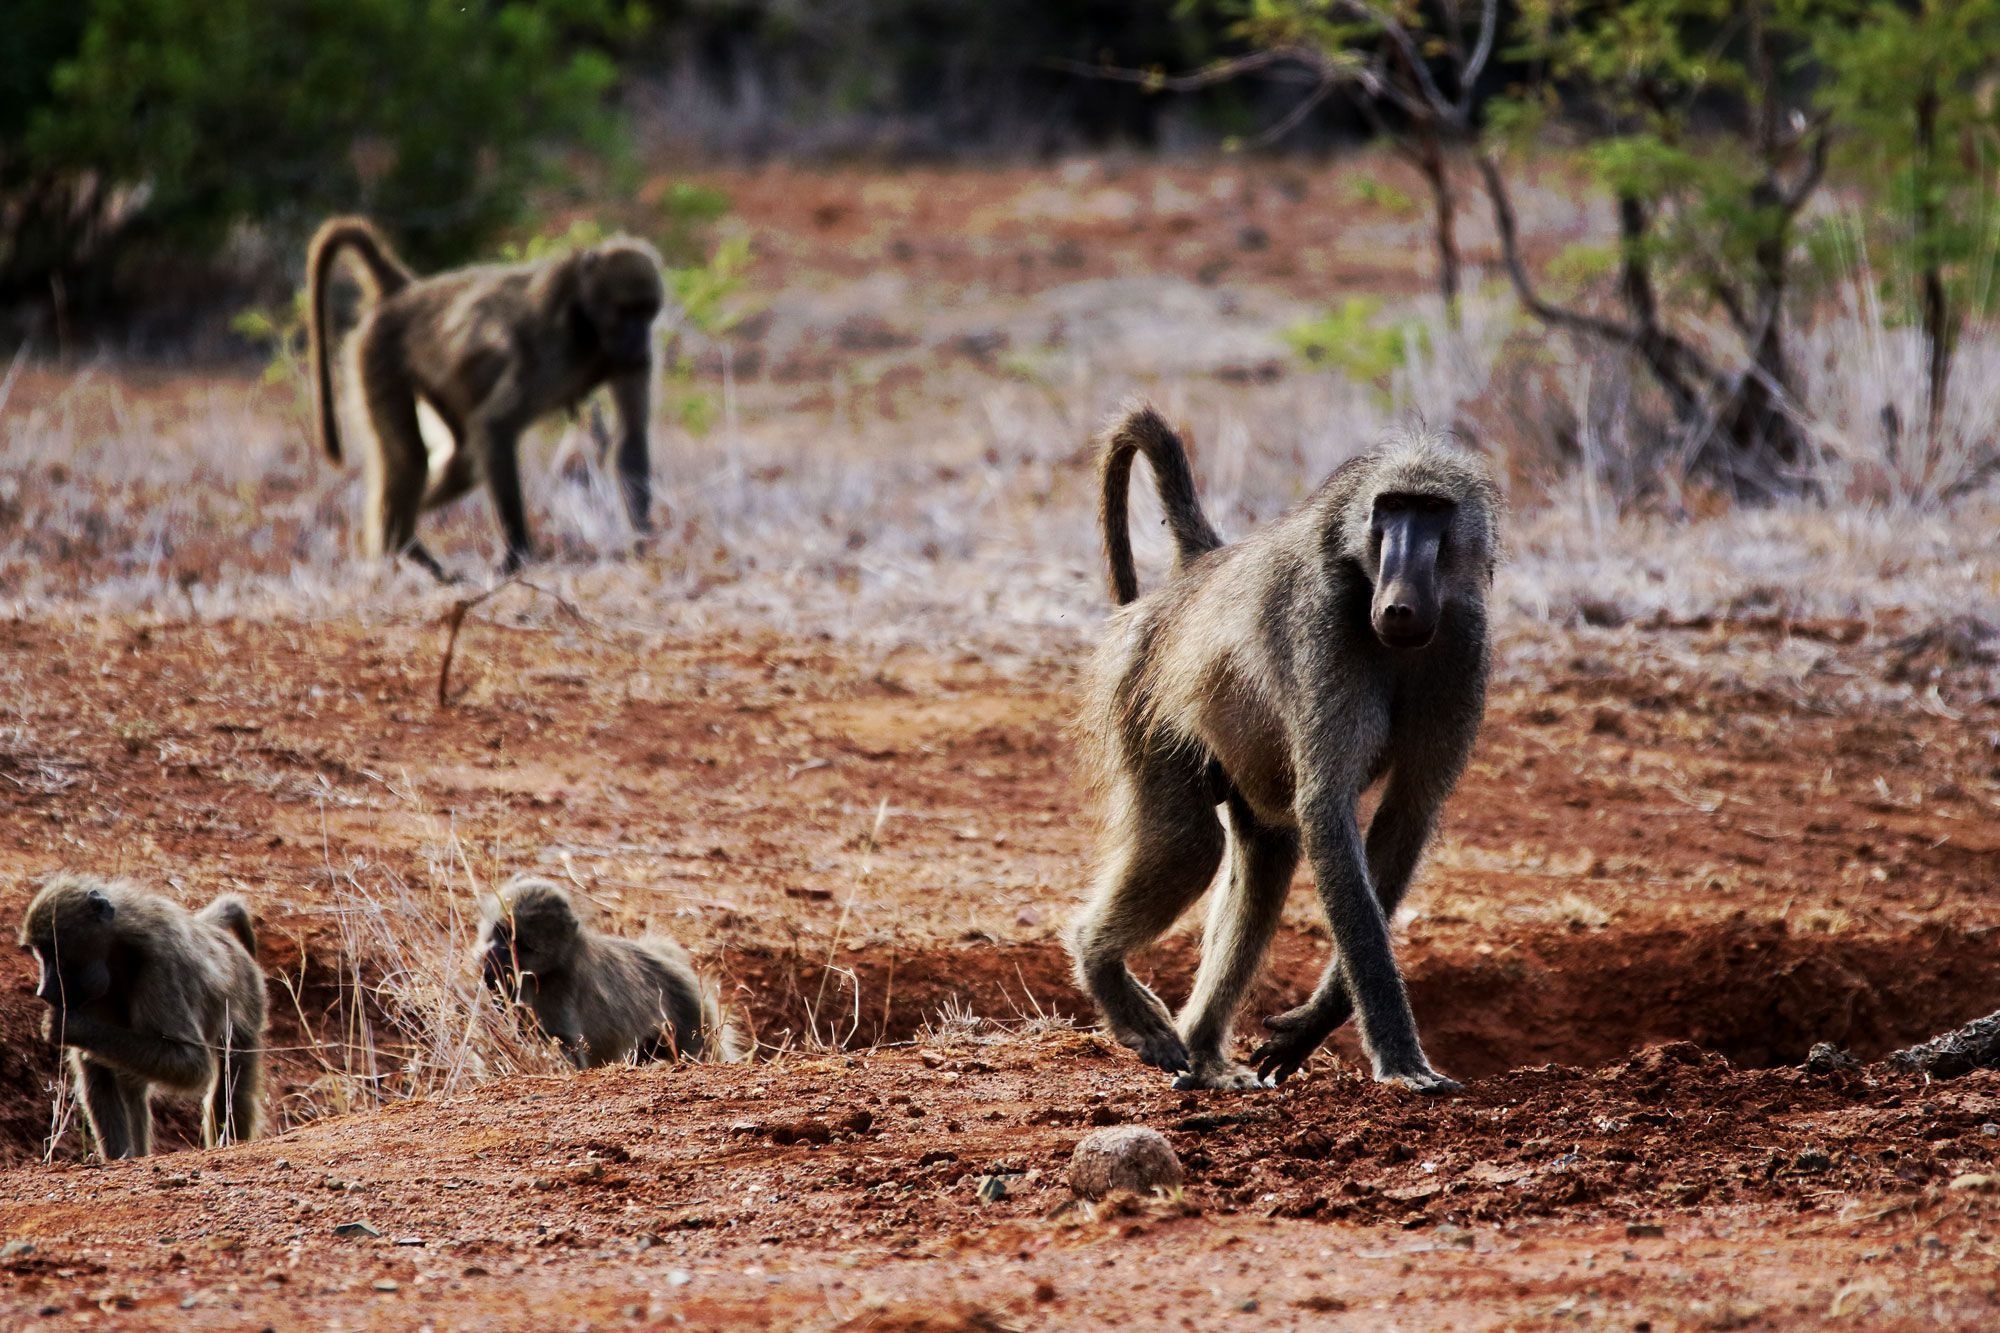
[307, 216, 665, 579]
[18, 874, 267, 1157]
[478, 877, 737, 1068]
[1070, 403, 1500, 1093]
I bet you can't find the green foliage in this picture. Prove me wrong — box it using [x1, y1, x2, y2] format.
[655, 183, 733, 268]
[1350, 175, 1419, 216]
[663, 230, 754, 434]
[670, 233, 753, 340]
[1545, 243, 1619, 299]
[1815, 0, 2000, 321]
[1283, 296, 1429, 390]
[0, 1, 86, 146]
[229, 293, 311, 398]
[496, 219, 611, 264]
[12, 0, 639, 289]
[1492, 0, 1835, 323]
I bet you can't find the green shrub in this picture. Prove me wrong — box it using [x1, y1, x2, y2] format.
[1283, 296, 1429, 390]
[5, 0, 638, 301]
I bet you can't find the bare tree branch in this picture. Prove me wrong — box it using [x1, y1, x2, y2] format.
[1343, 2, 1456, 121]
[1460, 0, 1502, 110]
[1047, 48, 1362, 148]
[1781, 127, 1831, 215]
[1044, 49, 1337, 95]
[1246, 67, 1343, 148]
[1475, 152, 1728, 408]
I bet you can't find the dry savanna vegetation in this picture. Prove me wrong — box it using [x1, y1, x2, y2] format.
[2, 155, 2000, 1327]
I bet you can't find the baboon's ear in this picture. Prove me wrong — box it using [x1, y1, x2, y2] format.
[85, 889, 115, 922]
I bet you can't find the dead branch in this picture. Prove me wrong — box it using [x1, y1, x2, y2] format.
[433, 577, 604, 708]
[1887, 1009, 2000, 1079]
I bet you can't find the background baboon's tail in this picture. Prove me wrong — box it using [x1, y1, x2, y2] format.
[199, 893, 258, 956]
[305, 217, 416, 465]
[1097, 402, 1224, 605]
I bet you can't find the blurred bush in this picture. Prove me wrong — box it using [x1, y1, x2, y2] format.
[2, 0, 638, 315]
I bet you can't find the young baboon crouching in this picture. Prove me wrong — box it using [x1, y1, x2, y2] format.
[479, 877, 737, 1067]
[1070, 403, 1501, 1094]
[18, 874, 268, 1158]
[307, 216, 666, 579]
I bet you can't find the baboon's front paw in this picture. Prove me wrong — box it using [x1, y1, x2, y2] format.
[1120, 1028, 1191, 1075]
[1171, 1058, 1268, 1092]
[1250, 1005, 1339, 1083]
[1379, 1066, 1463, 1096]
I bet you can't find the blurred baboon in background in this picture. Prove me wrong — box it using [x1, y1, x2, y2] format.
[1070, 402, 1500, 1094]
[478, 876, 737, 1067]
[307, 216, 665, 579]
[18, 873, 267, 1157]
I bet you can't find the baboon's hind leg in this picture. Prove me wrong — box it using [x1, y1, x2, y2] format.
[1069, 753, 1225, 1075]
[1175, 791, 1299, 1090]
[355, 329, 450, 580]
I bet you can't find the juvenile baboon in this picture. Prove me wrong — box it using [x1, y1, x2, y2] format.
[307, 217, 666, 579]
[1069, 402, 1500, 1094]
[478, 877, 736, 1067]
[18, 874, 268, 1157]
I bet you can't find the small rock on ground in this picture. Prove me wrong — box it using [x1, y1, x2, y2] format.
[1070, 1125, 1184, 1200]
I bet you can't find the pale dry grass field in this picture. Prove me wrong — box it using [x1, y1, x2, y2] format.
[3, 267, 1995, 708]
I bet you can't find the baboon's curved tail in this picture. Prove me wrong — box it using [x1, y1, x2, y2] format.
[1097, 401, 1224, 605]
[306, 217, 415, 464]
[199, 893, 258, 957]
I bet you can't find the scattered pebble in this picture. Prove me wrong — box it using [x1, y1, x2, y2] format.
[333, 1221, 381, 1239]
[372, 1278, 399, 1293]
[1069, 1126, 1184, 1200]
[1626, 1222, 1666, 1239]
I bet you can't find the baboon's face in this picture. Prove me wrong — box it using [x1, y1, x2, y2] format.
[1366, 491, 1459, 649]
[581, 247, 664, 369]
[19, 888, 116, 1008]
[480, 897, 577, 992]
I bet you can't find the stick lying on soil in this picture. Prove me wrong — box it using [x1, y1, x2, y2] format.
[1886, 1009, 2000, 1078]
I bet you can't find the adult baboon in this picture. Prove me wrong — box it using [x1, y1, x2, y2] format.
[307, 217, 666, 578]
[18, 874, 267, 1157]
[1069, 402, 1500, 1094]
[478, 877, 736, 1067]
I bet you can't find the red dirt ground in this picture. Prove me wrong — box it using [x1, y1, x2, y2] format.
[1, 615, 1997, 1326]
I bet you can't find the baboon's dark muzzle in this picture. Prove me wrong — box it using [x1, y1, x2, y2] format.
[1371, 512, 1446, 649]
[609, 319, 655, 367]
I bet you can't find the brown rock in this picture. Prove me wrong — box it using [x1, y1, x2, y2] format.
[1069, 1126, 1184, 1200]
